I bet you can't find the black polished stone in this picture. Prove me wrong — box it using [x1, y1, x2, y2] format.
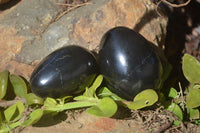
[30, 45, 98, 98]
[99, 27, 163, 101]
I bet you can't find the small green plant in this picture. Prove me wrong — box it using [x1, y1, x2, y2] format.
[0, 71, 44, 132]
[1, 53, 200, 132]
[0, 72, 158, 132]
[183, 54, 200, 124]
[162, 54, 200, 125]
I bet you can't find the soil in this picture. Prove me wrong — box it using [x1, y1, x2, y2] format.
[15, 106, 200, 133]
[1, 0, 200, 133]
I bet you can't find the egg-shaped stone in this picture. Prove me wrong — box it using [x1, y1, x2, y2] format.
[30, 45, 98, 98]
[99, 27, 163, 101]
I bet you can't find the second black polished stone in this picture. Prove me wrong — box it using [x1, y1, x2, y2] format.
[99, 27, 163, 101]
[30, 45, 98, 98]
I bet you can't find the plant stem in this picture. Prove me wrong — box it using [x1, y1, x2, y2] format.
[44, 101, 97, 112]
[0, 99, 26, 108]
[63, 101, 97, 110]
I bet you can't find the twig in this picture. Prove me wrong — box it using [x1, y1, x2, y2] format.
[156, 1, 162, 17]
[178, 82, 185, 111]
[135, 110, 143, 123]
[155, 120, 173, 133]
[160, 0, 191, 8]
[56, 3, 75, 6]
[0, 99, 26, 108]
[41, 2, 92, 33]
[131, 110, 143, 123]
[144, 111, 154, 124]
[180, 121, 187, 133]
[166, 125, 182, 133]
[55, 2, 92, 21]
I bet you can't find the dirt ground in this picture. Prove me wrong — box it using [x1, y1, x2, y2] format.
[16, 107, 200, 133]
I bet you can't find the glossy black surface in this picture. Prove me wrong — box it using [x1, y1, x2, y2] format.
[30, 45, 98, 98]
[99, 27, 163, 101]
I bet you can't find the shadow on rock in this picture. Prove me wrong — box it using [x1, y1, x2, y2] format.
[112, 103, 132, 119]
[33, 112, 68, 127]
[0, 0, 21, 11]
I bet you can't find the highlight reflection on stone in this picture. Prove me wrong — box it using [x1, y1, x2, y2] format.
[99, 27, 163, 101]
[30, 45, 98, 98]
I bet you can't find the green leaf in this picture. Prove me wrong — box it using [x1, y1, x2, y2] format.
[0, 71, 9, 100]
[8, 121, 21, 129]
[4, 101, 25, 122]
[128, 89, 158, 110]
[1, 109, 21, 132]
[4, 103, 17, 122]
[83, 87, 93, 97]
[167, 103, 183, 125]
[0, 127, 9, 133]
[88, 75, 103, 95]
[14, 101, 25, 122]
[62, 101, 97, 110]
[188, 108, 199, 120]
[97, 87, 125, 101]
[0, 111, 2, 128]
[182, 54, 200, 83]
[186, 86, 200, 108]
[44, 100, 97, 112]
[168, 88, 178, 99]
[87, 97, 117, 117]
[25, 93, 44, 105]
[74, 95, 97, 101]
[173, 120, 181, 125]
[59, 96, 72, 104]
[83, 75, 103, 97]
[191, 84, 200, 90]
[44, 97, 57, 108]
[21, 109, 43, 127]
[9, 74, 27, 98]
[195, 119, 200, 125]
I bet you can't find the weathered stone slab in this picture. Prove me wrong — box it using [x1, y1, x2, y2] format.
[0, 0, 65, 78]
[0, 0, 167, 79]
[17, 0, 167, 64]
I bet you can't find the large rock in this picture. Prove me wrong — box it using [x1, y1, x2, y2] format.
[17, 0, 167, 64]
[0, 0, 167, 79]
[0, 0, 167, 76]
[0, 0, 168, 132]
[0, 0, 65, 79]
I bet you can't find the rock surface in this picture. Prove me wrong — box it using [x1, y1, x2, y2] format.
[0, 0, 167, 80]
[0, 0, 11, 5]
[21, 111, 148, 133]
[0, 0, 65, 79]
[0, 0, 167, 132]
[17, 0, 167, 64]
